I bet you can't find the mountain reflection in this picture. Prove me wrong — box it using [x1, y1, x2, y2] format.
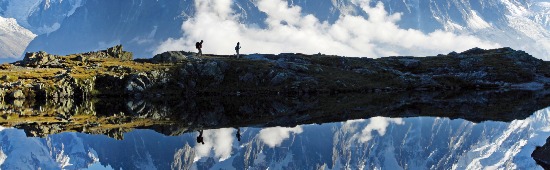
[2, 90, 550, 139]
[1, 90, 550, 169]
[1, 110, 550, 169]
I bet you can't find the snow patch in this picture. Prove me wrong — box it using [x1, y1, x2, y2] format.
[467, 10, 491, 30]
[511, 82, 544, 90]
[66, 0, 83, 17]
[36, 22, 60, 35]
[0, 149, 6, 166]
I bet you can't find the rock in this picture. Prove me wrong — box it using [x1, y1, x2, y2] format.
[532, 137, 550, 169]
[198, 61, 229, 85]
[271, 72, 290, 86]
[353, 68, 376, 75]
[0, 63, 13, 70]
[106, 45, 133, 60]
[398, 58, 420, 69]
[460, 47, 485, 55]
[152, 51, 189, 63]
[0, 88, 5, 99]
[239, 72, 255, 82]
[9, 90, 24, 99]
[1, 75, 10, 81]
[107, 45, 123, 55]
[459, 57, 481, 69]
[11, 99, 24, 107]
[76, 55, 86, 62]
[289, 63, 309, 72]
[125, 73, 151, 93]
[447, 51, 459, 57]
[22, 51, 58, 67]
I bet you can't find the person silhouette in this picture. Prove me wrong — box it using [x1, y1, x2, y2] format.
[195, 40, 204, 56]
[235, 42, 241, 58]
[236, 128, 241, 141]
[196, 130, 205, 145]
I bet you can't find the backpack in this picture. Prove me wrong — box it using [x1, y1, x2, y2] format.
[195, 42, 201, 49]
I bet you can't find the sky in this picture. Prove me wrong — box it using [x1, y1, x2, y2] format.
[155, 0, 499, 58]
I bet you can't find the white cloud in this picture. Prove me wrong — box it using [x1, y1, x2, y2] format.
[352, 116, 404, 143]
[259, 126, 303, 148]
[0, 126, 8, 132]
[155, 0, 499, 58]
[194, 128, 235, 162]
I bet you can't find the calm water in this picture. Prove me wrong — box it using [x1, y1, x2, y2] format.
[1, 107, 549, 169]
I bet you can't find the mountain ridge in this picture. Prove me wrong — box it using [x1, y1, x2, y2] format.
[1, 0, 549, 60]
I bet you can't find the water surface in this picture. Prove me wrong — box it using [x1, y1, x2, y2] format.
[1, 108, 549, 169]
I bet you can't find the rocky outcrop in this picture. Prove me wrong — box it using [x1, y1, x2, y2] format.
[4, 46, 550, 100]
[533, 137, 550, 169]
[106, 45, 132, 60]
[78, 44, 133, 61]
[21, 51, 62, 67]
[19, 44, 133, 68]
[125, 70, 171, 95]
[175, 60, 229, 89]
[151, 51, 192, 63]
[9, 90, 24, 99]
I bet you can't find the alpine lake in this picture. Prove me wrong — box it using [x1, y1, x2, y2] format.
[1, 90, 550, 169]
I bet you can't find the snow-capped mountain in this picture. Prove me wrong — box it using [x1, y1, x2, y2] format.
[1, 107, 550, 169]
[0, 16, 35, 60]
[1, 0, 549, 59]
[0, 0, 81, 60]
[530, 1, 550, 30]
[0, 0, 83, 34]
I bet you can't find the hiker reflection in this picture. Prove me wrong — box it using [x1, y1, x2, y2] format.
[196, 130, 205, 145]
[236, 128, 241, 141]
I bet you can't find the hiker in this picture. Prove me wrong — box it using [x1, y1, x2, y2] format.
[235, 42, 241, 58]
[195, 40, 203, 56]
[236, 127, 241, 141]
[196, 130, 205, 145]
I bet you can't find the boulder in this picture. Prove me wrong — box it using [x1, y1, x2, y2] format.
[22, 51, 58, 67]
[125, 73, 151, 93]
[9, 90, 24, 99]
[532, 137, 550, 169]
[398, 58, 421, 69]
[152, 51, 189, 63]
[271, 72, 290, 86]
[106, 45, 133, 60]
[239, 72, 255, 82]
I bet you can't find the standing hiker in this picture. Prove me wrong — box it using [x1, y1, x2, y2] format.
[235, 42, 241, 58]
[196, 40, 203, 56]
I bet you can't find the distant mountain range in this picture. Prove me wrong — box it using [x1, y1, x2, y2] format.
[0, 0, 549, 61]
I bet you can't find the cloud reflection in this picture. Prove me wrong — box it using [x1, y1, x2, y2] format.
[259, 126, 303, 147]
[194, 128, 235, 161]
[346, 116, 404, 143]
